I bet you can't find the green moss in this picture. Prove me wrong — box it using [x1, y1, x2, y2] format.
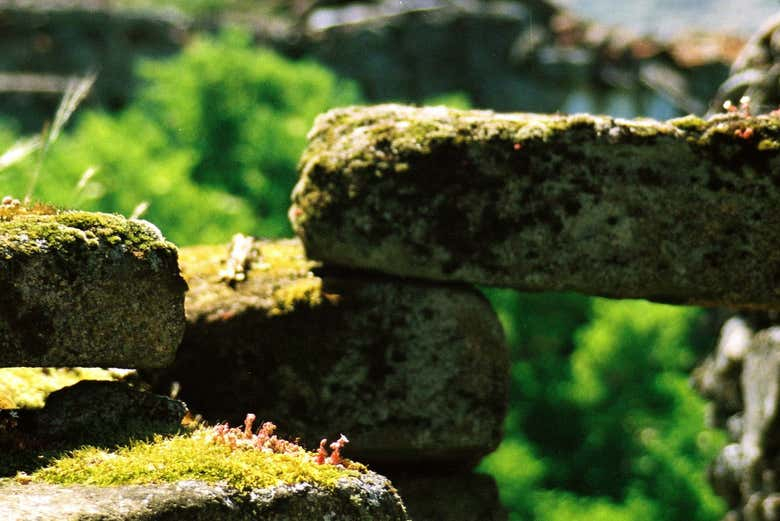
[270, 278, 323, 316]
[32, 428, 359, 490]
[0, 211, 176, 260]
[669, 114, 707, 131]
[181, 239, 324, 319]
[0, 368, 125, 409]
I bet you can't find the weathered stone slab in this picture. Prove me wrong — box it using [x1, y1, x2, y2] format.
[0, 209, 187, 367]
[0, 475, 408, 521]
[291, 104, 780, 309]
[143, 238, 508, 465]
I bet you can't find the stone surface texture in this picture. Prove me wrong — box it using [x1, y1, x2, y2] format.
[0, 473, 408, 521]
[694, 319, 780, 520]
[0, 211, 187, 367]
[291, 104, 780, 309]
[143, 238, 509, 465]
[709, 13, 780, 116]
[0, 381, 186, 469]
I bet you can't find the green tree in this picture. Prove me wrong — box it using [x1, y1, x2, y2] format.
[0, 30, 362, 245]
[480, 295, 725, 521]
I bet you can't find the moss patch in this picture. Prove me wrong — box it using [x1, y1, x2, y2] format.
[0, 368, 126, 409]
[182, 239, 322, 320]
[0, 210, 175, 260]
[32, 428, 360, 491]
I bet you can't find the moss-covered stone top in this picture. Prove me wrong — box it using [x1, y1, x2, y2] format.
[290, 104, 780, 308]
[296, 104, 780, 184]
[182, 238, 323, 321]
[0, 210, 176, 260]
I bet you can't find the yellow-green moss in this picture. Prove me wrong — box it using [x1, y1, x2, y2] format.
[669, 114, 707, 131]
[32, 428, 360, 490]
[181, 239, 324, 319]
[0, 211, 176, 260]
[0, 368, 129, 409]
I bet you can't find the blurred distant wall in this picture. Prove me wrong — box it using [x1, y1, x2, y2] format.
[0, 0, 738, 132]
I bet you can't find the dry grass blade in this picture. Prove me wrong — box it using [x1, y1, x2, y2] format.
[75, 166, 99, 192]
[49, 73, 97, 144]
[0, 135, 41, 171]
[25, 73, 97, 203]
[130, 201, 150, 219]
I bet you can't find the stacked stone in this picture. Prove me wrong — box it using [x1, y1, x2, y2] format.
[0, 209, 408, 521]
[147, 236, 510, 521]
[143, 103, 780, 519]
[282, 103, 780, 518]
[694, 318, 780, 521]
[9, 102, 780, 518]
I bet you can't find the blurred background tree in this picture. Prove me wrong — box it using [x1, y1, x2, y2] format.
[0, 1, 759, 518]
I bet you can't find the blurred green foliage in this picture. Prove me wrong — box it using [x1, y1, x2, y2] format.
[0, 30, 361, 245]
[0, 28, 725, 520]
[480, 292, 725, 521]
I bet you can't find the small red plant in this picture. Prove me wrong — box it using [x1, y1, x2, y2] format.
[315, 434, 349, 466]
[209, 414, 352, 467]
[723, 96, 751, 117]
[734, 127, 754, 140]
[210, 414, 303, 455]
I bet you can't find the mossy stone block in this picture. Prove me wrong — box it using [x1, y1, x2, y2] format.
[145, 238, 509, 466]
[0, 211, 186, 367]
[291, 104, 780, 309]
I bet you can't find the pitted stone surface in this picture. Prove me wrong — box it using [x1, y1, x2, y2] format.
[143, 238, 509, 465]
[291, 104, 780, 309]
[0, 474, 408, 521]
[0, 211, 186, 367]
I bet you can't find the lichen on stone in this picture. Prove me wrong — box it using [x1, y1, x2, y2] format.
[181, 238, 322, 321]
[0, 210, 186, 368]
[145, 238, 508, 465]
[290, 104, 780, 310]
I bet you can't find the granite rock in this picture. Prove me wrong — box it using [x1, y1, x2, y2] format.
[0, 380, 187, 473]
[695, 322, 780, 520]
[0, 210, 186, 367]
[291, 104, 780, 309]
[143, 238, 509, 466]
[389, 470, 507, 521]
[0, 473, 408, 521]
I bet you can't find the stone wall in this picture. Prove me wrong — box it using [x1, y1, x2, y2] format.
[0, 0, 737, 133]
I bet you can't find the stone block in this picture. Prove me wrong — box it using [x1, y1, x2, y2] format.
[145, 238, 508, 466]
[291, 104, 780, 309]
[0, 474, 408, 521]
[0, 210, 186, 368]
